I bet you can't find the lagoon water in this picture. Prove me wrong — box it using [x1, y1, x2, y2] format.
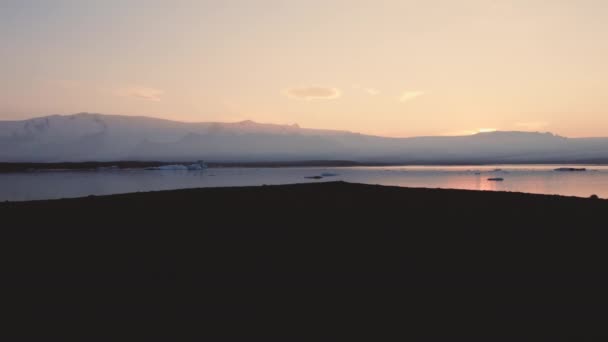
[2, 165, 608, 202]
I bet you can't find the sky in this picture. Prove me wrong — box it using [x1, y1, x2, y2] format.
[1, 0, 608, 137]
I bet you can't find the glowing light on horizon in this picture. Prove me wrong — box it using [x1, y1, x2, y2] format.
[442, 128, 498, 136]
[478, 128, 497, 133]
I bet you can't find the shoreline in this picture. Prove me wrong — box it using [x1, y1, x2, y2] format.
[0, 160, 376, 173]
[2, 159, 608, 173]
[3, 181, 604, 204]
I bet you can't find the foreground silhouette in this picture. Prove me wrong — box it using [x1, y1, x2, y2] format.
[2, 182, 607, 338]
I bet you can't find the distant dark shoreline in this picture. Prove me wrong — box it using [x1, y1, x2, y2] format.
[0, 160, 378, 173]
[2, 159, 608, 173]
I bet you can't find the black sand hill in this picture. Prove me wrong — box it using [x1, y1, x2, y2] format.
[2, 182, 608, 339]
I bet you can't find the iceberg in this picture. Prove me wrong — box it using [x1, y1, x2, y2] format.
[145, 160, 207, 171]
[186, 161, 208, 170]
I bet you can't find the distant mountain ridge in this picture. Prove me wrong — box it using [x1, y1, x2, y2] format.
[1, 113, 608, 163]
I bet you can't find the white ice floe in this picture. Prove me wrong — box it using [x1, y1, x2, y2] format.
[145, 160, 207, 171]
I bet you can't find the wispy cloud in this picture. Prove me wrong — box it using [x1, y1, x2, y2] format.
[364, 88, 380, 95]
[352, 84, 380, 95]
[399, 91, 425, 103]
[118, 86, 164, 102]
[283, 86, 341, 100]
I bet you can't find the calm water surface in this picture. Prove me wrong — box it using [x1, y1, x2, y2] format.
[2, 165, 608, 201]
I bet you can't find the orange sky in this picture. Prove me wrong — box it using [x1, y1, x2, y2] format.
[2, 0, 608, 137]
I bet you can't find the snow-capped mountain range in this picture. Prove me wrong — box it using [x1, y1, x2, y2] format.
[2, 112, 608, 163]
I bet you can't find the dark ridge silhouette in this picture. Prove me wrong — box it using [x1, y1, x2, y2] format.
[2, 182, 608, 338]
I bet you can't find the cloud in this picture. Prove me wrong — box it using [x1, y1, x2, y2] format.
[118, 86, 164, 102]
[284, 86, 341, 100]
[399, 91, 425, 103]
[352, 84, 380, 96]
[364, 88, 380, 95]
